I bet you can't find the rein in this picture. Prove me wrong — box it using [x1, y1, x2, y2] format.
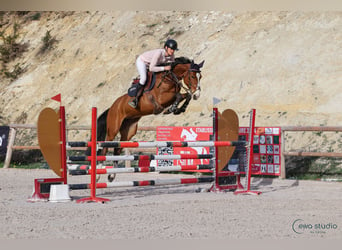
[156, 71, 182, 91]
[157, 68, 199, 95]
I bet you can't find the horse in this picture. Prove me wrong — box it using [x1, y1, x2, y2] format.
[94, 57, 204, 181]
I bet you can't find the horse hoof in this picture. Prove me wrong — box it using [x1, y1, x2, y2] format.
[108, 174, 116, 182]
[173, 109, 182, 115]
[163, 109, 171, 115]
[175, 108, 186, 115]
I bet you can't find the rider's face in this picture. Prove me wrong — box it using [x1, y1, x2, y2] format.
[165, 47, 175, 56]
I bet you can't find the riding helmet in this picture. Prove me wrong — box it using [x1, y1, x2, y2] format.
[164, 39, 178, 50]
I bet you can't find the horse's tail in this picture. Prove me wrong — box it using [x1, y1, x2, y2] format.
[85, 108, 109, 156]
[97, 108, 109, 141]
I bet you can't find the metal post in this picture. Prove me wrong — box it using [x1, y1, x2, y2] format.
[4, 128, 16, 168]
[280, 129, 286, 179]
[234, 109, 261, 195]
[77, 107, 109, 203]
[212, 107, 219, 191]
[59, 106, 68, 184]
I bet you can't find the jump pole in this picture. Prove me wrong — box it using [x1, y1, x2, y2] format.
[69, 107, 246, 201]
[234, 109, 261, 195]
[68, 153, 213, 162]
[59, 106, 68, 184]
[73, 106, 221, 203]
[74, 107, 215, 203]
[69, 176, 214, 190]
[76, 107, 110, 203]
[69, 165, 213, 175]
[211, 107, 220, 192]
[67, 140, 244, 148]
[34, 104, 250, 202]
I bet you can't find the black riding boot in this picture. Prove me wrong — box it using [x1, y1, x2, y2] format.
[129, 84, 144, 108]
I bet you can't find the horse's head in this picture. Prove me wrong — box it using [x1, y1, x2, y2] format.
[186, 60, 204, 100]
[172, 57, 205, 100]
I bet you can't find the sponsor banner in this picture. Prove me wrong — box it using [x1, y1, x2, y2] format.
[238, 127, 282, 176]
[156, 126, 281, 176]
[156, 126, 212, 167]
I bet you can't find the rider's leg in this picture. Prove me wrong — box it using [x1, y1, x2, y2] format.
[129, 58, 146, 108]
[130, 83, 144, 108]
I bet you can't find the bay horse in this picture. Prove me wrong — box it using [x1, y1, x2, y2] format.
[95, 57, 204, 180]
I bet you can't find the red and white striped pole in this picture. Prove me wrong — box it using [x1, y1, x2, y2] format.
[77, 107, 110, 203]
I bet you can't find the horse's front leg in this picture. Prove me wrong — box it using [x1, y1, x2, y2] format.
[163, 93, 184, 115]
[173, 93, 192, 115]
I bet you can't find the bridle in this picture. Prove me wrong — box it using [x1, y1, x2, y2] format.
[182, 68, 201, 95]
[162, 65, 201, 96]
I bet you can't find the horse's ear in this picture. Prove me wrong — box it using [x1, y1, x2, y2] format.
[198, 60, 205, 68]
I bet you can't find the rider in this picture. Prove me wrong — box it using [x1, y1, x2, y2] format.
[128, 39, 178, 108]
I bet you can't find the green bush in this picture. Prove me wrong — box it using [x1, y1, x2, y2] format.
[0, 23, 28, 80]
[37, 30, 57, 55]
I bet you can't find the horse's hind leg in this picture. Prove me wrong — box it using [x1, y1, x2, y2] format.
[106, 118, 140, 182]
[106, 117, 141, 182]
[104, 109, 126, 182]
[119, 118, 141, 142]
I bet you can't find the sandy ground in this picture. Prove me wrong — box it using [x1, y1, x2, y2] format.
[0, 168, 341, 240]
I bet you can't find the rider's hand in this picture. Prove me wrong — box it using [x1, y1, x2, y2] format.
[164, 65, 171, 71]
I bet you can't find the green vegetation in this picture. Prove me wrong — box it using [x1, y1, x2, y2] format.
[37, 30, 57, 55]
[0, 13, 56, 81]
[97, 81, 106, 88]
[286, 155, 342, 180]
[30, 12, 41, 21]
[146, 23, 158, 28]
[0, 23, 28, 80]
[0, 161, 44, 169]
[2, 63, 24, 79]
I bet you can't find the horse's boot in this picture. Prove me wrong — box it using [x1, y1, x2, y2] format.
[129, 84, 144, 108]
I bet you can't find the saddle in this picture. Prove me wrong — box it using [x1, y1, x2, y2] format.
[128, 72, 156, 97]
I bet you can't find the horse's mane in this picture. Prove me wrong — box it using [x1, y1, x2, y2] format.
[171, 57, 192, 70]
[174, 57, 192, 64]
